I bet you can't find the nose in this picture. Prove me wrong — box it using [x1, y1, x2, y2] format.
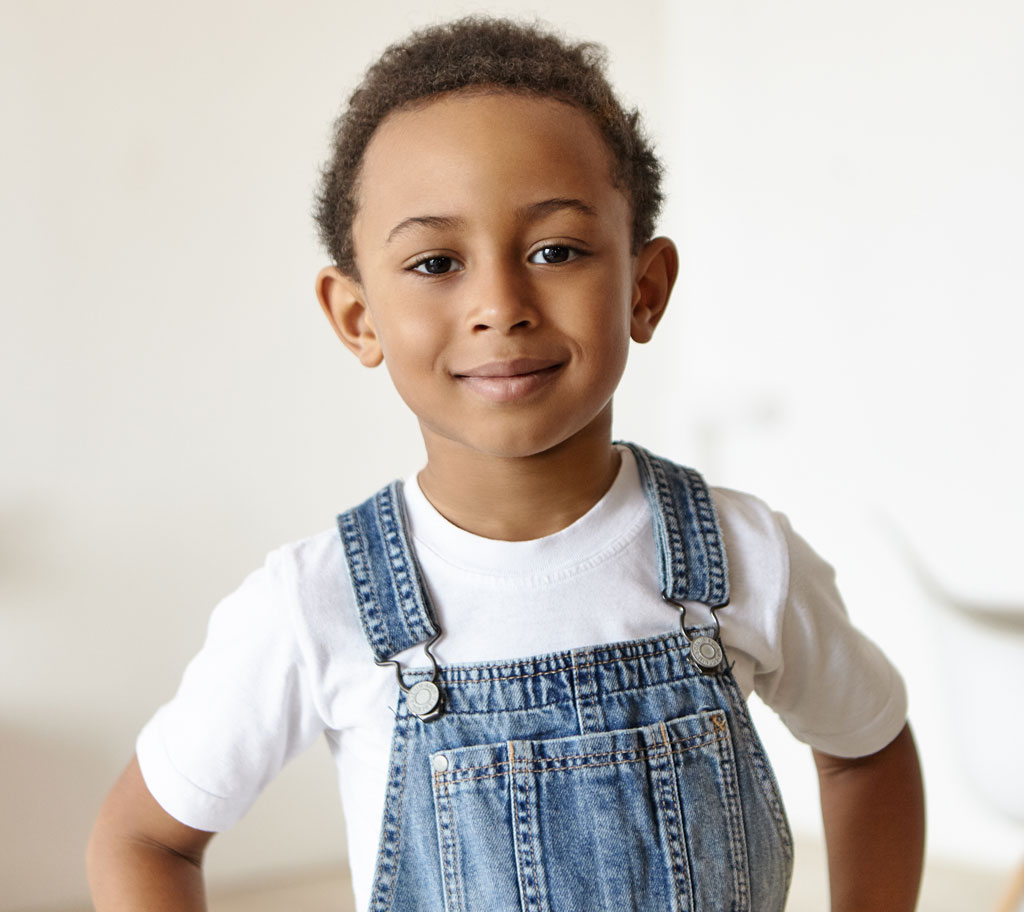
[466, 260, 538, 333]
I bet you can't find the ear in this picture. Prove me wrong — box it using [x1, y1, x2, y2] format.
[315, 266, 383, 367]
[630, 237, 678, 344]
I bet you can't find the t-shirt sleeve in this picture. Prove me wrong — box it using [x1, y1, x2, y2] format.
[136, 549, 326, 831]
[754, 513, 908, 758]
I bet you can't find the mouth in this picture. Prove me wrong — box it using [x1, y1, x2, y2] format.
[454, 358, 563, 379]
[453, 358, 564, 402]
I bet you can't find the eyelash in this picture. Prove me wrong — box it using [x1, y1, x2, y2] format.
[527, 245, 585, 265]
[409, 255, 463, 276]
[407, 245, 588, 276]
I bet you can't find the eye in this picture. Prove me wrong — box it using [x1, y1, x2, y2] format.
[410, 255, 463, 275]
[528, 245, 581, 265]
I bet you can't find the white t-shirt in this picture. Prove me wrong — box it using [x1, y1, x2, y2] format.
[137, 447, 906, 910]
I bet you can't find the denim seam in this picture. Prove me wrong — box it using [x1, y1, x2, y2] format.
[652, 453, 691, 599]
[438, 733, 727, 784]
[432, 641, 694, 685]
[633, 445, 687, 600]
[654, 721, 690, 911]
[428, 679, 709, 716]
[683, 465, 729, 605]
[434, 773, 452, 911]
[429, 679, 707, 715]
[714, 724, 750, 912]
[624, 442, 731, 606]
[569, 654, 587, 735]
[449, 773, 466, 912]
[369, 710, 411, 912]
[378, 484, 433, 648]
[421, 703, 570, 717]
[434, 774, 448, 911]
[340, 510, 396, 660]
[524, 750, 552, 912]
[721, 670, 794, 860]
[399, 629, 716, 683]
[570, 650, 604, 734]
[437, 771, 465, 912]
[443, 722, 722, 776]
[510, 745, 542, 912]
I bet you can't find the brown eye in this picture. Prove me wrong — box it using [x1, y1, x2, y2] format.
[412, 255, 462, 275]
[528, 245, 578, 265]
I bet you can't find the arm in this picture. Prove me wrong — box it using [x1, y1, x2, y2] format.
[813, 722, 925, 912]
[87, 756, 215, 912]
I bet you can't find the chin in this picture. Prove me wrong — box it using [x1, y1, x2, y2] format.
[442, 423, 604, 462]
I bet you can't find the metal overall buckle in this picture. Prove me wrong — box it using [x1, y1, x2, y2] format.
[375, 631, 445, 722]
[662, 593, 728, 674]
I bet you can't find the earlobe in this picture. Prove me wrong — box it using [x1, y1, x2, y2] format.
[630, 237, 679, 344]
[315, 266, 383, 367]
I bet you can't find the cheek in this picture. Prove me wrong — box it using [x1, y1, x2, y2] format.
[366, 292, 433, 364]
[376, 317, 445, 387]
[579, 275, 634, 352]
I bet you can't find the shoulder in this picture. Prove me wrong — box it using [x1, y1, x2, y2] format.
[266, 525, 349, 597]
[709, 486, 787, 548]
[267, 523, 382, 715]
[708, 486, 794, 609]
[206, 527, 349, 642]
[176, 525, 353, 680]
[263, 523, 368, 650]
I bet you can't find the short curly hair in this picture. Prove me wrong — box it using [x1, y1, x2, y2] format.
[314, 16, 664, 276]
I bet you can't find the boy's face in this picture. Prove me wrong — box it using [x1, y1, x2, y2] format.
[319, 91, 674, 462]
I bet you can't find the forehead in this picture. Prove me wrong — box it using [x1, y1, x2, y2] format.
[353, 91, 629, 244]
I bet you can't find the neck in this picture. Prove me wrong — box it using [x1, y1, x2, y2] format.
[417, 420, 621, 541]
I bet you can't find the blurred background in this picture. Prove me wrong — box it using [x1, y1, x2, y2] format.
[3, 0, 1022, 909]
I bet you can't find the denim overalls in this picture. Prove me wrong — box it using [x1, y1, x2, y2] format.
[338, 443, 793, 912]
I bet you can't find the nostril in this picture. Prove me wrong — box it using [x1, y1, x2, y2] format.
[472, 318, 533, 332]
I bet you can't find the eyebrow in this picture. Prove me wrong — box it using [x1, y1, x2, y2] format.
[522, 198, 598, 221]
[386, 215, 465, 244]
[384, 198, 598, 245]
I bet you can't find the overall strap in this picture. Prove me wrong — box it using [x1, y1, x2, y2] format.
[337, 481, 440, 663]
[624, 442, 730, 607]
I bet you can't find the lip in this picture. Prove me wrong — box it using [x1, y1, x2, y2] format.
[454, 358, 563, 378]
[453, 358, 564, 402]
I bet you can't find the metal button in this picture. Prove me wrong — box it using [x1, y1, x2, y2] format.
[407, 680, 441, 717]
[432, 754, 449, 773]
[689, 635, 724, 672]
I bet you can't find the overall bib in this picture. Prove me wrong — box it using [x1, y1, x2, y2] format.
[338, 444, 793, 912]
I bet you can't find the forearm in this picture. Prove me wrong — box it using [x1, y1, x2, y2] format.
[814, 723, 925, 912]
[87, 832, 207, 912]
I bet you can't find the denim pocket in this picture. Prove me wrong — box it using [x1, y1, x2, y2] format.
[430, 709, 748, 912]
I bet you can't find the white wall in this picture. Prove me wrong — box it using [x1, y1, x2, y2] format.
[658, 0, 1024, 871]
[2, 1, 1021, 909]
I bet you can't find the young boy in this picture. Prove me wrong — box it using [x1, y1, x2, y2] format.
[88, 17, 924, 912]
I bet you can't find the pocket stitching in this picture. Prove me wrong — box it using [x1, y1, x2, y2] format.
[440, 718, 724, 776]
[438, 729, 728, 785]
[511, 746, 548, 912]
[437, 771, 466, 912]
[653, 722, 692, 909]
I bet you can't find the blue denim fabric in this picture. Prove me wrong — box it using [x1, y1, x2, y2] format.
[338, 444, 793, 911]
